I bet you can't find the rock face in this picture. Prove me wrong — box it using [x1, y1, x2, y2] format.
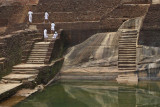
[63, 32, 119, 68]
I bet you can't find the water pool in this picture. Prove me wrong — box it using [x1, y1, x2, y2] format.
[14, 81, 160, 107]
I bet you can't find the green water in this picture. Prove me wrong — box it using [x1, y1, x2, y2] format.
[14, 81, 160, 107]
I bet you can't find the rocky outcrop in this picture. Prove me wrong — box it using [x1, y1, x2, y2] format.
[63, 32, 119, 69]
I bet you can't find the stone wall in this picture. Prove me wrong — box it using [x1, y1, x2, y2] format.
[0, 5, 31, 36]
[100, 4, 149, 31]
[0, 29, 42, 75]
[139, 4, 160, 47]
[37, 58, 64, 84]
[32, 0, 121, 22]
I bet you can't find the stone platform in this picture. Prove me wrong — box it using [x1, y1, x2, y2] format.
[60, 67, 137, 80]
[0, 83, 22, 101]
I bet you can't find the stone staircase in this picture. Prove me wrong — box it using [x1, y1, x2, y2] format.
[26, 34, 54, 64]
[116, 74, 138, 84]
[26, 42, 50, 64]
[118, 29, 137, 72]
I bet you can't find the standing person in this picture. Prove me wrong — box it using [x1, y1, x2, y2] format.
[51, 22, 55, 33]
[28, 10, 33, 24]
[44, 11, 49, 23]
[52, 31, 58, 39]
[44, 29, 48, 42]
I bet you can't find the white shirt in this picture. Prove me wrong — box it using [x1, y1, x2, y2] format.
[28, 11, 33, 17]
[51, 23, 55, 30]
[44, 29, 48, 38]
[45, 12, 49, 19]
[51, 23, 55, 28]
[53, 32, 58, 38]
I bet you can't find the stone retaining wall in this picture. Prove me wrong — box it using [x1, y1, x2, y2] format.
[139, 4, 160, 47]
[0, 29, 42, 74]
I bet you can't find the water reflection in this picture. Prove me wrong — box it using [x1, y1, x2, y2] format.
[14, 81, 160, 107]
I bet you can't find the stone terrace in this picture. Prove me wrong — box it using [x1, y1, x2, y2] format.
[139, 4, 160, 47]
[32, 0, 121, 22]
[100, 4, 150, 31]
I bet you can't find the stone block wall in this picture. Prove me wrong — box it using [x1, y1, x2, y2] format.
[100, 4, 149, 31]
[0, 29, 42, 73]
[32, 0, 121, 22]
[139, 4, 160, 47]
[37, 59, 64, 84]
[36, 0, 120, 12]
[0, 5, 32, 36]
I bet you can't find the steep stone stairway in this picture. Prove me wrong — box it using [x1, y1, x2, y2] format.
[118, 29, 137, 72]
[26, 42, 50, 64]
[0, 34, 59, 100]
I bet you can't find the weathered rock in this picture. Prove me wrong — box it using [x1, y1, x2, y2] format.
[63, 32, 119, 69]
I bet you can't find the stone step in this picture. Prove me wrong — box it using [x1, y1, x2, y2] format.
[0, 57, 5, 62]
[31, 49, 48, 51]
[29, 55, 46, 58]
[118, 61, 136, 64]
[28, 57, 46, 60]
[33, 46, 49, 49]
[12, 69, 37, 71]
[119, 64, 136, 66]
[119, 44, 136, 46]
[27, 59, 44, 62]
[118, 59, 136, 62]
[121, 30, 137, 33]
[121, 33, 137, 36]
[26, 62, 44, 64]
[34, 43, 50, 45]
[2, 74, 37, 81]
[120, 36, 137, 38]
[119, 49, 136, 52]
[28, 56, 46, 59]
[32, 47, 49, 49]
[0, 83, 23, 101]
[119, 39, 137, 41]
[118, 67, 136, 70]
[119, 56, 136, 59]
[30, 52, 47, 54]
[119, 53, 136, 55]
[119, 49, 136, 51]
[30, 51, 47, 54]
[29, 56, 46, 58]
[119, 57, 136, 59]
[119, 41, 136, 43]
[119, 42, 136, 46]
[34, 42, 50, 44]
[119, 59, 136, 61]
[27, 59, 45, 61]
[119, 47, 136, 49]
[118, 70, 136, 72]
[120, 35, 137, 38]
[119, 45, 136, 48]
[118, 67, 136, 69]
[12, 70, 39, 74]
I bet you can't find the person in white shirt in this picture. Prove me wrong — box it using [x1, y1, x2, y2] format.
[52, 31, 58, 39]
[51, 22, 55, 33]
[28, 10, 33, 23]
[44, 11, 49, 23]
[44, 29, 48, 42]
